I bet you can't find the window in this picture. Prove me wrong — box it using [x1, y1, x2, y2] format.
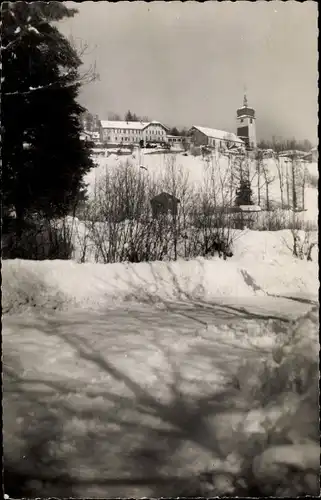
[241, 119, 244, 123]
[250, 119, 253, 124]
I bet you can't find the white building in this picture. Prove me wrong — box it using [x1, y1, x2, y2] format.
[100, 120, 169, 146]
[189, 125, 244, 150]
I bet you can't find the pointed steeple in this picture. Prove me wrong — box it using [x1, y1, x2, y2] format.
[243, 93, 248, 107]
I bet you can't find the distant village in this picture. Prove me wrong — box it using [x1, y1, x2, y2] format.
[80, 96, 317, 163]
[81, 96, 254, 153]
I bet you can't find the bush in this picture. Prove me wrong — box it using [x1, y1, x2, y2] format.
[75, 156, 237, 264]
[2, 215, 74, 260]
[251, 209, 317, 232]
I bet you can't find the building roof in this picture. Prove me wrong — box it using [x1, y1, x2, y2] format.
[238, 205, 262, 212]
[278, 150, 307, 158]
[100, 120, 148, 130]
[191, 126, 244, 143]
[151, 192, 180, 202]
[100, 120, 169, 131]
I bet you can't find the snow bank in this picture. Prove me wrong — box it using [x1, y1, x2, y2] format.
[2, 237, 318, 315]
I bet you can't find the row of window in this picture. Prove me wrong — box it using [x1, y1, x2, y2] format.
[240, 118, 253, 124]
[109, 129, 140, 134]
[107, 136, 161, 142]
[105, 128, 165, 135]
[209, 139, 236, 148]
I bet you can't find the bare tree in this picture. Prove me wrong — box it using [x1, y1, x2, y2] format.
[275, 154, 286, 209]
[261, 159, 275, 211]
[284, 159, 291, 208]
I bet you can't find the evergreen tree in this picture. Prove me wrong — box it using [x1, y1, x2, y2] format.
[1, 1, 94, 228]
[169, 127, 180, 136]
[125, 110, 133, 122]
[125, 110, 140, 122]
[235, 179, 254, 206]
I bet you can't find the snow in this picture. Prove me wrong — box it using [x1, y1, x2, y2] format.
[192, 125, 244, 143]
[3, 290, 319, 496]
[100, 120, 149, 130]
[3, 154, 319, 496]
[27, 26, 40, 35]
[2, 229, 318, 316]
[83, 153, 319, 226]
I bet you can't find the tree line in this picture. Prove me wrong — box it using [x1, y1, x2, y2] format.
[257, 137, 313, 153]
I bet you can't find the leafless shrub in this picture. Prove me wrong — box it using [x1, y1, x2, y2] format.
[280, 222, 318, 261]
[76, 154, 239, 263]
[2, 214, 74, 260]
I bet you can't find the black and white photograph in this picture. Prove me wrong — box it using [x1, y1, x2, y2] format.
[2, 1, 319, 497]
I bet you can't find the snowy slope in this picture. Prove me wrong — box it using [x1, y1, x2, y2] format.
[85, 153, 318, 224]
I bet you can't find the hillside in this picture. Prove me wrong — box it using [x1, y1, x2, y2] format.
[85, 150, 318, 224]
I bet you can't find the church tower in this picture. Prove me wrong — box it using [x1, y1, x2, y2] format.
[236, 94, 257, 149]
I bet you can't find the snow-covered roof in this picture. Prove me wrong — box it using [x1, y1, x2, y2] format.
[80, 131, 92, 140]
[238, 205, 262, 212]
[278, 150, 307, 158]
[100, 121, 148, 130]
[100, 120, 169, 131]
[191, 126, 244, 143]
[148, 120, 170, 130]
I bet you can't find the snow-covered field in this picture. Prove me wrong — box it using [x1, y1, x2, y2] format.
[3, 229, 319, 497]
[85, 151, 318, 224]
[3, 152, 319, 497]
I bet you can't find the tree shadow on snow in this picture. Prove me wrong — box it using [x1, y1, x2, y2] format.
[3, 317, 263, 497]
[3, 357, 74, 499]
[113, 259, 292, 324]
[3, 307, 318, 497]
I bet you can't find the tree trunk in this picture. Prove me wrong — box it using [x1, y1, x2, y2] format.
[265, 182, 270, 211]
[257, 160, 261, 205]
[286, 163, 290, 207]
[291, 158, 297, 210]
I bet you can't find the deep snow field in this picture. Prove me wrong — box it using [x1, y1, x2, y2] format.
[3, 152, 319, 497]
[85, 150, 318, 225]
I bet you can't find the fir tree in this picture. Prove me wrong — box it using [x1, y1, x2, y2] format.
[235, 179, 254, 206]
[1, 1, 94, 229]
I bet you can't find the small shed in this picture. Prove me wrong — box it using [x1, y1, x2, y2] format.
[150, 192, 180, 218]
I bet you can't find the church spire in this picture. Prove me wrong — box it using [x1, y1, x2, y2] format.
[243, 93, 248, 107]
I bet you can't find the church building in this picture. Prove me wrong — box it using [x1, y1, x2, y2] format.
[236, 94, 257, 149]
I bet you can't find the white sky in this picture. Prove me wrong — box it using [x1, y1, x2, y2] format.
[60, 1, 318, 143]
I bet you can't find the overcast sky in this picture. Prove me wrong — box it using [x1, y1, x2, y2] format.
[60, 1, 318, 143]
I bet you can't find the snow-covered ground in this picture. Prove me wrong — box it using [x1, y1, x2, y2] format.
[3, 302, 319, 497]
[3, 234, 319, 497]
[85, 151, 318, 224]
[2, 230, 318, 314]
[3, 152, 319, 497]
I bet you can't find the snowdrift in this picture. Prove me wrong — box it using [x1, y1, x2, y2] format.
[2, 238, 318, 315]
